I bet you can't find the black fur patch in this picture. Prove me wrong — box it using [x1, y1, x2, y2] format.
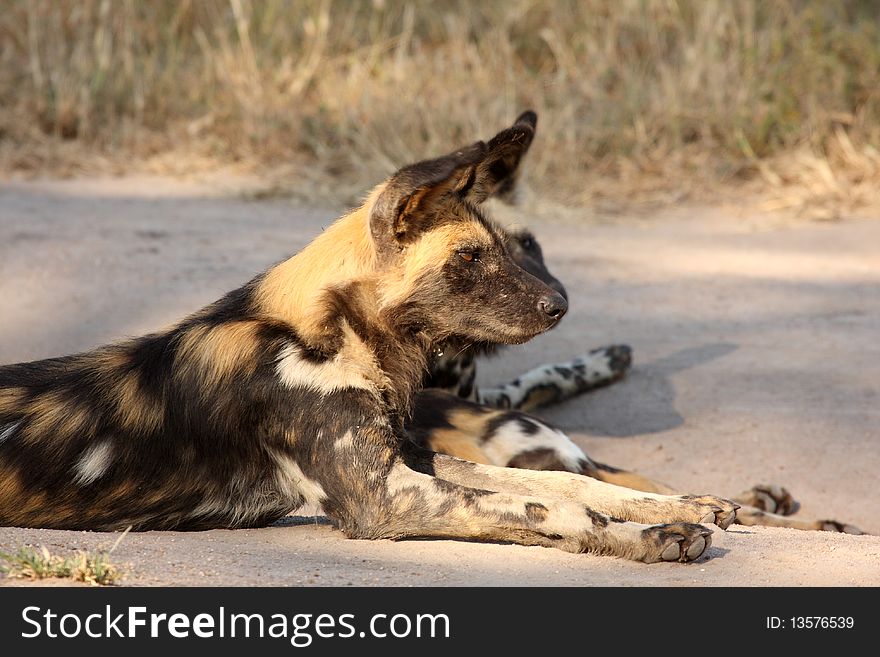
[407, 390, 491, 448]
[604, 345, 633, 373]
[593, 461, 624, 474]
[553, 366, 574, 380]
[514, 416, 541, 436]
[507, 447, 569, 472]
[585, 507, 609, 529]
[479, 413, 514, 444]
[524, 502, 549, 523]
[434, 477, 493, 503]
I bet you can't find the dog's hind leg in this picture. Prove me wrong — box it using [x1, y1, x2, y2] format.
[411, 392, 865, 534]
[338, 459, 714, 563]
[403, 447, 738, 529]
[477, 345, 632, 411]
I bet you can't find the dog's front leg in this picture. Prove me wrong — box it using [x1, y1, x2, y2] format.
[328, 459, 713, 563]
[406, 449, 739, 529]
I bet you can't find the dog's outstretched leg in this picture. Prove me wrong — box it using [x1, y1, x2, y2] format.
[402, 448, 738, 529]
[335, 459, 714, 563]
[478, 345, 632, 411]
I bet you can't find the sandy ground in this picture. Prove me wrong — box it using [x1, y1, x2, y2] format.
[0, 176, 878, 586]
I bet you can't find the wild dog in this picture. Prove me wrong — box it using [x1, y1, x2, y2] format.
[0, 112, 739, 563]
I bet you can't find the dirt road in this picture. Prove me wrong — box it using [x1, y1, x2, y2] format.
[1, 177, 878, 586]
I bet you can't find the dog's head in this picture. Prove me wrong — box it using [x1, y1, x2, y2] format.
[369, 111, 567, 345]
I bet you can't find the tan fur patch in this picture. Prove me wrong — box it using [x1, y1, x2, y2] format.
[0, 464, 53, 526]
[0, 463, 22, 507]
[427, 428, 492, 465]
[25, 390, 94, 443]
[112, 372, 165, 435]
[255, 203, 376, 337]
[426, 407, 505, 465]
[106, 478, 142, 499]
[426, 407, 512, 465]
[448, 407, 499, 436]
[95, 348, 132, 372]
[380, 221, 494, 309]
[176, 321, 263, 388]
[0, 386, 26, 414]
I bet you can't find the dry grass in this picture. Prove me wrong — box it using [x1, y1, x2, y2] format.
[2, 0, 880, 216]
[0, 527, 129, 585]
[1, 545, 124, 585]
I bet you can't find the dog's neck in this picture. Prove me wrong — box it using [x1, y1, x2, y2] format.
[255, 204, 378, 338]
[321, 279, 433, 415]
[254, 198, 436, 415]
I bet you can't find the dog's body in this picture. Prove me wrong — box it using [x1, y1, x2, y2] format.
[0, 113, 745, 563]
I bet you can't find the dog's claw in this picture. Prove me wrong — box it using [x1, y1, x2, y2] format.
[685, 496, 738, 529]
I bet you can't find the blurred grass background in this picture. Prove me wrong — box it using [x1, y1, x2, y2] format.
[2, 0, 880, 215]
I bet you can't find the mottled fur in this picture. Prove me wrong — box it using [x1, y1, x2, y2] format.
[0, 112, 741, 563]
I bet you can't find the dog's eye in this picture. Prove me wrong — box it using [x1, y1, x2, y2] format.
[458, 251, 479, 263]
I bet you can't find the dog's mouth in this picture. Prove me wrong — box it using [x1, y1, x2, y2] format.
[489, 319, 562, 345]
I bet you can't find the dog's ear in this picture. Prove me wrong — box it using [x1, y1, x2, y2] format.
[370, 141, 487, 253]
[370, 111, 537, 254]
[481, 110, 537, 205]
[460, 110, 537, 205]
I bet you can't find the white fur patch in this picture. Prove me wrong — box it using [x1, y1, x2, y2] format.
[334, 429, 355, 449]
[274, 454, 327, 506]
[74, 440, 114, 486]
[0, 420, 22, 444]
[480, 350, 616, 407]
[275, 343, 375, 394]
[573, 351, 615, 381]
[482, 420, 584, 471]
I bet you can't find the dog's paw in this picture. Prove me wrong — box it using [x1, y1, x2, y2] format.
[734, 484, 797, 516]
[641, 522, 713, 563]
[680, 495, 739, 529]
[588, 344, 632, 378]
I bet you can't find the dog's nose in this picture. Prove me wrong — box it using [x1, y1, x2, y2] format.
[538, 294, 567, 320]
